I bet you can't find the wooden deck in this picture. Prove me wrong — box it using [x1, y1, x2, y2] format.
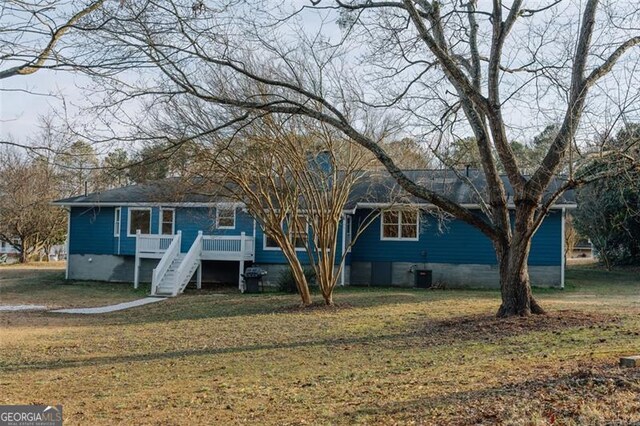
[134, 232, 255, 292]
[135, 232, 255, 261]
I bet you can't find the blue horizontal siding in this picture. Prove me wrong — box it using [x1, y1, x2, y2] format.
[69, 207, 117, 255]
[69, 205, 561, 267]
[70, 206, 255, 255]
[350, 209, 561, 266]
[530, 211, 562, 265]
[176, 207, 254, 252]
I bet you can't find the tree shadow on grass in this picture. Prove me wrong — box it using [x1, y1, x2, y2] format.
[0, 310, 620, 373]
[12, 289, 495, 328]
[332, 362, 640, 425]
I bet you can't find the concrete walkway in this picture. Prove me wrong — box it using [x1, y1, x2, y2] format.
[0, 304, 48, 312]
[51, 297, 166, 314]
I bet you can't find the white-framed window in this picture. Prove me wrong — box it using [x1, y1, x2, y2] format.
[160, 208, 175, 235]
[114, 207, 121, 237]
[128, 208, 152, 236]
[264, 216, 308, 251]
[216, 206, 236, 229]
[264, 233, 280, 250]
[381, 210, 419, 241]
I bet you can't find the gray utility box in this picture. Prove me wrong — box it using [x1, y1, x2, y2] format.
[415, 269, 432, 288]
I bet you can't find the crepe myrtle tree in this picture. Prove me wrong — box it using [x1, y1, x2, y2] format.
[178, 111, 379, 306]
[76, 0, 640, 316]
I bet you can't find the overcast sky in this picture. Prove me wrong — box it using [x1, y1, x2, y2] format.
[2, 1, 639, 149]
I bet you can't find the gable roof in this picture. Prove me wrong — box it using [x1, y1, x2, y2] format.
[53, 169, 577, 209]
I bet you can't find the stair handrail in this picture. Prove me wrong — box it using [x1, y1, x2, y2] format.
[174, 231, 203, 296]
[151, 231, 182, 295]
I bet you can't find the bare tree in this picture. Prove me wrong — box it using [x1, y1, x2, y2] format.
[181, 112, 378, 305]
[0, 148, 67, 263]
[0, 0, 107, 80]
[72, 0, 640, 316]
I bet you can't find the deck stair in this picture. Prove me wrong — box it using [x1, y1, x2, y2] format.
[136, 231, 254, 293]
[151, 232, 202, 297]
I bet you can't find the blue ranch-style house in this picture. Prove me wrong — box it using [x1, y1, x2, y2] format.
[53, 170, 576, 296]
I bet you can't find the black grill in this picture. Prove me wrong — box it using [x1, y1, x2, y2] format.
[242, 266, 267, 293]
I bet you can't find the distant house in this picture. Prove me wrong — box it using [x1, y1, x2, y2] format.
[0, 240, 19, 257]
[0, 239, 65, 262]
[53, 170, 576, 296]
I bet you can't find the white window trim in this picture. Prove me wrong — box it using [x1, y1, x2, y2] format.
[345, 215, 353, 253]
[114, 207, 121, 237]
[380, 210, 420, 241]
[216, 206, 236, 229]
[262, 218, 309, 252]
[159, 208, 176, 235]
[127, 207, 152, 237]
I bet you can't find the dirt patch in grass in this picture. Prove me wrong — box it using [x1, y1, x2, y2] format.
[277, 301, 354, 313]
[444, 362, 640, 425]
[425, 310, 623, 342]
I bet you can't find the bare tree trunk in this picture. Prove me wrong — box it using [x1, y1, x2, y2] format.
[496, 206, 546, 317]
[317, 263, 335, 306]
[19, 249, 29, 264]
[287, 255, 313, 306]
[497, 250, 545, 317]
[322, 290, 334, 306]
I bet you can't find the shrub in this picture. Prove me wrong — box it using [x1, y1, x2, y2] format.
[277, 267, 316, 293]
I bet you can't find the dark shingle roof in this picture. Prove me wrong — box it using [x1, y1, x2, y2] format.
[53, 170, 576, 208]
[344, 169, 576, 209]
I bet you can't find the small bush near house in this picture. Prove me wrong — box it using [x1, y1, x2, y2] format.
[277, 266, 316, 293]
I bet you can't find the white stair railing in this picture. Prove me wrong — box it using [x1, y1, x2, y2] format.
[173, 231, 203, 296]
[151, 231, 181, 295]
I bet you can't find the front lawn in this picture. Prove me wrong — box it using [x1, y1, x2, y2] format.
[0, 264, 147, 308]
[0, 265, 638, 425]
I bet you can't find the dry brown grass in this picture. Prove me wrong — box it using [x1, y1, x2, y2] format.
[0, 265, 146, 308]
[0, 266, 638, 425]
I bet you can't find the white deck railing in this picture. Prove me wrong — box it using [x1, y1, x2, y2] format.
[136, 232, 176, 257]
[150, 231, 181, 295]
[201, 232, 254, 260]
[136, 231, 254, 261]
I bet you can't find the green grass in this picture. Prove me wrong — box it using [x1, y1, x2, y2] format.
[0, 264, 638, 425]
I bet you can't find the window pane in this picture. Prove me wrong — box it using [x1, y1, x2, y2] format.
[114, 208, 121, 236]
[383, 211, 398, 224]
[162, 222, 173, 235]
[218, 218, 234, 227]
[293, 234, 306, 248]
[290, 216, 307, 247]
[217, 208, 235, 228]
[130, 210, 151, 234]
[401, 224, 417, 238]
[161, 210, 174, 234]
[383, 224, 398, 238]
[402, 211, 417, 225]
[265, 235, 278, 248]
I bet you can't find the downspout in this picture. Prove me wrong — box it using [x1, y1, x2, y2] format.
[252, 217, 257, 262]
[117, 207, 122, 256]
[340, 214, 346, 286]
[65, 207, 71, 280]
[560, 208, 566, 289]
